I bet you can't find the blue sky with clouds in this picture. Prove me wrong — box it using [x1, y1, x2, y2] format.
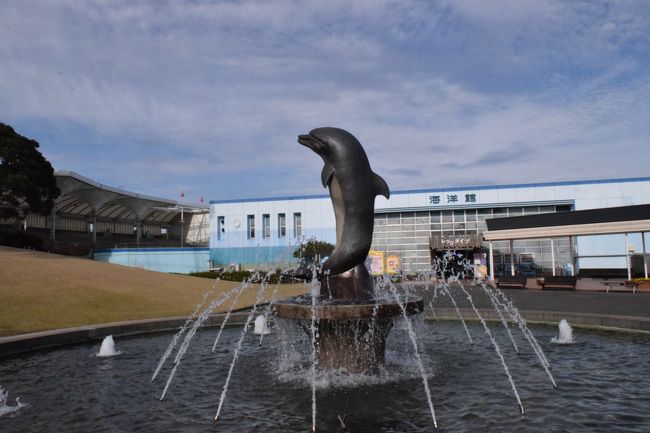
[1, 0, 648, 203]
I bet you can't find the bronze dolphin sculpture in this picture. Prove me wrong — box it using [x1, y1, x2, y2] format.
[298, 127, 390, 282]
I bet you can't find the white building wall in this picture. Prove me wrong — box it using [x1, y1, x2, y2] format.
[210, 178, 650, 271]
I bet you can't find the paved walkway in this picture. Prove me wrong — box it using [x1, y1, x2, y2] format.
[408, 281, 650, 332]
[438, 287, 650, 318]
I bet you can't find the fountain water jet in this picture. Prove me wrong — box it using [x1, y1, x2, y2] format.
[151, 285, 218, 383]
[212, 279, 251, 351]
[0, 385, 24, 418]
[253, 314, 271, 336]
[439, 285, 474, 344]
[455, 279, 525, 414]
[157, 284, 245, 400]
[551, 319, 574, 344]
[96, 335, 121, 357]
[215, 280, 269, 421]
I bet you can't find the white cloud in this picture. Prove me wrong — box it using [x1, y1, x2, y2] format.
[0, 0, 648, 200]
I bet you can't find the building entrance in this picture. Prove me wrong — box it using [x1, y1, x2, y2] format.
[431, 248, 488, 279]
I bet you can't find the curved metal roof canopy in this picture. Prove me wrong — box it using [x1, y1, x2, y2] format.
[54, 170, 208, 224]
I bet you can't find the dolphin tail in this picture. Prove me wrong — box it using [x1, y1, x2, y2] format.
[372, 172, 390, 199]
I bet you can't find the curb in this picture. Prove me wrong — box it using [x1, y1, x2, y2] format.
[0, 312, 251, 358]
[429, 308, 650, 334]
[3, 308, 650, 358]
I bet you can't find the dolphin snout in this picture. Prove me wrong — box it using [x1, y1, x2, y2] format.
[298, 134, 315, 147]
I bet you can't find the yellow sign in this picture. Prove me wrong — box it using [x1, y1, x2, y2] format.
[386, 255, 400, 274]
[368, 250, 385, 275]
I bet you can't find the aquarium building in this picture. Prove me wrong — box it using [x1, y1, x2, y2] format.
[209, 177, 650, 277]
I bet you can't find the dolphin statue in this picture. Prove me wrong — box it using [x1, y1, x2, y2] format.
[298, 127, 390, 280]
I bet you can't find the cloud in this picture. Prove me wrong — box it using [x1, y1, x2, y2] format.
[0, 0, 648, 200]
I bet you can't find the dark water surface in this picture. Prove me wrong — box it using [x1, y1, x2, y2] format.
[1, 320, 649, 433]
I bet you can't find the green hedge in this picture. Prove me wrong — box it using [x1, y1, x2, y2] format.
[189, 269, 295, 284]
[0, 229, 44, 250]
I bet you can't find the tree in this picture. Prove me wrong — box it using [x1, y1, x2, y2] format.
[0, 123, 60, 219]
[293, 238, 335, 268]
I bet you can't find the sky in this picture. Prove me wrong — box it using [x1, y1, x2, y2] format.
[1, 0, 648, 203]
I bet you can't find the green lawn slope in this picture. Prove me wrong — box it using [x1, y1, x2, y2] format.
[0, 246, 305, 336]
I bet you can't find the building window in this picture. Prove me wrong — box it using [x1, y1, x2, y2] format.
[263, 214, 270, 238]
[278, 213, 286, 238]
[217, 216, 225, 240]
[293, 212, 302, 237]
[247, 215, 255, 239]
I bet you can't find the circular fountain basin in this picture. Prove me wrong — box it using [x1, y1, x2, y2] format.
[1, 322, 649, 432]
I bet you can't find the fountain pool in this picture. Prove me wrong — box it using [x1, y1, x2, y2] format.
[1, 320, 649, 432]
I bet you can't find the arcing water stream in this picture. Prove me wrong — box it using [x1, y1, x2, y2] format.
[148, 250, 564, 430]
[381, 276, 438, 428]
[214, 276, 270, 421]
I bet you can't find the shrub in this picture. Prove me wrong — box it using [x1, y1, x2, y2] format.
[0, 228, 44, 250]
[292, 239, 334, 268]
[189, 269, 294, 284]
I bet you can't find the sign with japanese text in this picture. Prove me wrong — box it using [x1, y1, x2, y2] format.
[430, 234, 482, 250]
[427, 192, 477, 206]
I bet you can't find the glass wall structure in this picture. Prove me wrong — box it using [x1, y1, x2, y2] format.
[371, 205, 573, 274]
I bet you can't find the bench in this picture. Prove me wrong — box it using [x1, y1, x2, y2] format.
[540, 276, 577, 290]
[496, 275, 527, 289]
[600, 280, 639, 294]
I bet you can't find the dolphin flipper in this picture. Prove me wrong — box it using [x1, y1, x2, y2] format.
[372, 172, 390, 199]
[321, 164, 335, 188]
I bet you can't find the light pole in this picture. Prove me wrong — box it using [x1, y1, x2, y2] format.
[179, 191, 185, 248]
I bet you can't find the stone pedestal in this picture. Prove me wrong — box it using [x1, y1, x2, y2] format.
[275, 297, 423, 374]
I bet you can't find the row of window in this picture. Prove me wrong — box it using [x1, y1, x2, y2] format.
[216, 213, 302, 240]
[373, 205, 571, 226]
[370, 206, 574, 273]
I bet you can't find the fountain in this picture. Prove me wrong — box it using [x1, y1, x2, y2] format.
[253, 314, 271, 336]
[0, 385, 24, 418]
[144, 128, 560, 429]
[551, 319, 575, 344]
[275, 128, 423, 375]
[96, 335, 121, 357]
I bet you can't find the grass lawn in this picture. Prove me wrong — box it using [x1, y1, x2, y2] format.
[0, 246, 306, 336]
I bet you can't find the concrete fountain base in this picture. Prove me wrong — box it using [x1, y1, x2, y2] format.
[275, 297, 424, 374]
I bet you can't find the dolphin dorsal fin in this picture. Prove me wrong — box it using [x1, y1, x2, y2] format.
[321, 164, 335, 188]
[372, 172, 390, 199]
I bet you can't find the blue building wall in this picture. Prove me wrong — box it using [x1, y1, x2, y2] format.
[94, 247, 210, 273]
[209, 246, 299, 269]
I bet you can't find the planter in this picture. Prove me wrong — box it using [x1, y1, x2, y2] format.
[635, 281, 650, 291]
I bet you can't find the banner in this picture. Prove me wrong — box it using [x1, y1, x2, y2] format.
[386, 255, 400, 274]
[368, 250, 385, 275]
